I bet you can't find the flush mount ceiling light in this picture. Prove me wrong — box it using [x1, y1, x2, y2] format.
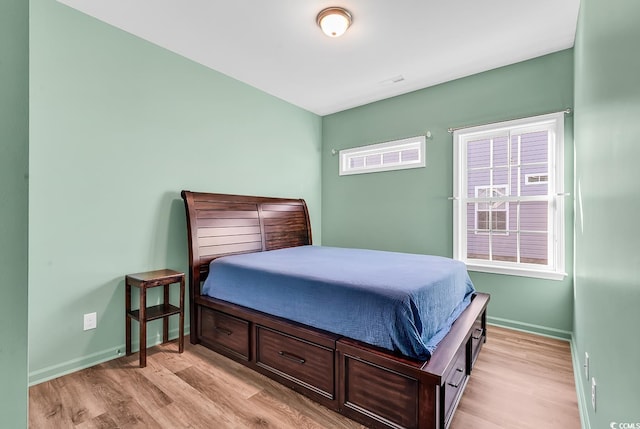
[316, 7, 352, 38]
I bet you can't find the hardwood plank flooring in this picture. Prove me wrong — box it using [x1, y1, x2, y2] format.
[29, 326, 581, 428]
[450, 326, 581, 429]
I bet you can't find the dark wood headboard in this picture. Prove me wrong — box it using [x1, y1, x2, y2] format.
[181, 190, 312, 298]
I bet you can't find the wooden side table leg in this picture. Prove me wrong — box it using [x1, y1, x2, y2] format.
[162, 284, 169, 344]
[179, 276, 185, 353]
[139, 286, 147, 368]
[125, 281, 132, 356]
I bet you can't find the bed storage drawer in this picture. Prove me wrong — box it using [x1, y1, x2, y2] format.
[442, 343, 468, 426]
[256, 325, 335, 399]
[199, 307, 250, 360]
[470, 311, 486, 367]
[340, 353, 420, 429]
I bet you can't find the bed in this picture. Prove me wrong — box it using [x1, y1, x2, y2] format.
[182, 190, 490, 429]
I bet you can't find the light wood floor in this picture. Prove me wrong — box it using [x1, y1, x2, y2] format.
[29, 326, 581, 428]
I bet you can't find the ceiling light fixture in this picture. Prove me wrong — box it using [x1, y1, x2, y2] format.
[316, 7, 352, 38]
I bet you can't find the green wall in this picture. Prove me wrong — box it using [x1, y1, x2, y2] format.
[574, 0, 640, 426]
[322, 50, 575, 336]
[0, 0, 29, 426]
[28, 2, 640, 427]
[28, 0, 321, 383]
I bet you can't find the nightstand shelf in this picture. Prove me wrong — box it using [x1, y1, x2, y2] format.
[127, 303, 182, 322]
[125, 269, 185, 368]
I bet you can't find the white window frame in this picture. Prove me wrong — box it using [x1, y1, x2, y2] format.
[339, 136, 426, 176]
[453, 112, 566, 280]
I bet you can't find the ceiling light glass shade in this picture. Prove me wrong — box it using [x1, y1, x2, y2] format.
[317, 7, 352, 38]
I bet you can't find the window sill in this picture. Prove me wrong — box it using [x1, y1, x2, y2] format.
[464, 262, 567, 281]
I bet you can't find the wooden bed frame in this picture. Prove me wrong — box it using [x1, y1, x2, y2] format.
[181, 190, 490, 429]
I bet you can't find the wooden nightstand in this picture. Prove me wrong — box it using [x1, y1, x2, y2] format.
[125, 269, 185, 367]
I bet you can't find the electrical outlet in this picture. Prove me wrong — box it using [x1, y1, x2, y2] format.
[584, 352, 589, 379]
[591, 377, 597, 411]
[83, 312, 97, 331]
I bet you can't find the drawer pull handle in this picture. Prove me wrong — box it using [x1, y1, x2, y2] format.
[214, 326, 232, 336]
[447, 368, 465, 388]
[472, 328, 484, 340]
[278, 351, 306, 364]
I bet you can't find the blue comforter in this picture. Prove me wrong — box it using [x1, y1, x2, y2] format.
[202, 245, 475, 360]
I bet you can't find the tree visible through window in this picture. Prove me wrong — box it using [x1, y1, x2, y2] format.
[453, 112, 566, 280]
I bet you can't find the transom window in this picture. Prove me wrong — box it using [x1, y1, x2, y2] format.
[453, 112, 566, 280]
[339, 136, 426, 176]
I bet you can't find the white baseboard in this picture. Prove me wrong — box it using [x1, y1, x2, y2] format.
[487, 315, 572, 340]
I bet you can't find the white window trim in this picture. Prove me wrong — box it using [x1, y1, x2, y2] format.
[339, 136, 426, 176]
[452, 112, 566, 281]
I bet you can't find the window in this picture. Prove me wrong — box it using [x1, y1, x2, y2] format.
[475, 185, 509, 234]
[525, 173, 549, 185]
[339, 136, 426, 176]
[453, 112, 566, 280]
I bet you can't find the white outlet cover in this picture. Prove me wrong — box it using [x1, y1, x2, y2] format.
[83, 312, 97, 330]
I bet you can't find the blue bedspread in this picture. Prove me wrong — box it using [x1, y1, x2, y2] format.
[202, 245, 475, 360]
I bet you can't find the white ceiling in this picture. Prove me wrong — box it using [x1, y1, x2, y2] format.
[57, 0, 580, 116]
